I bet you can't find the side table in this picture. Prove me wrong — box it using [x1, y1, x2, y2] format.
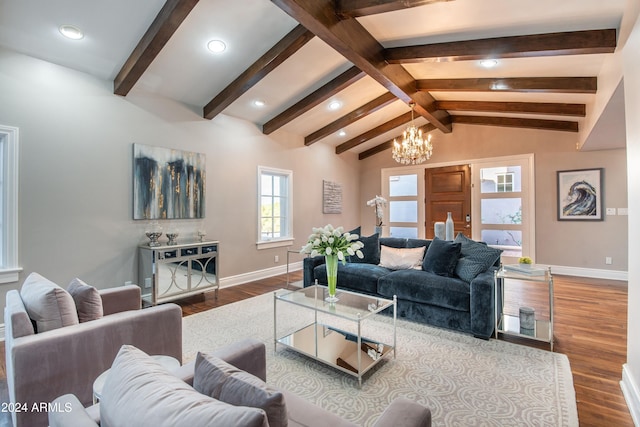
[494, 265, 554, 351]
[92, 355, 180, 403]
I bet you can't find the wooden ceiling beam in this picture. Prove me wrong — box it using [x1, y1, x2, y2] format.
[203, 25, 314, 120]
[262, 66, 365, 134]
[305, 92, 397, 145]
[452, 115, 578, 132]
[271, 0, 452, 133]
[358, 123, 437, 160]
[435, 100, 586, 116]
[335, 111, 413, 154]
[417, 77, 597, 93]
[114, 0, 200, 96]
[336, 0, 450, 17]
[385, 29, 616, 63]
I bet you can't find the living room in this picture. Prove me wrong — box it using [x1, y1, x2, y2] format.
[1, 0, 640, 426]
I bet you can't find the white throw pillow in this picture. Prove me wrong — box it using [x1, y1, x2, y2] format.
[378, 246, 426, 270]
[20, 272, 79, 333]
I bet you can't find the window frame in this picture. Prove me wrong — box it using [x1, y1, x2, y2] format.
[0, 124, 21, 283]
[256, 166, 293, 250]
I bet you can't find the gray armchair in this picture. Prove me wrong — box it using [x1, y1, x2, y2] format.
[4, 284, 183, 427]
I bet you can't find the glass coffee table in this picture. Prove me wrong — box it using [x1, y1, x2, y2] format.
[274, 285, 396, 386]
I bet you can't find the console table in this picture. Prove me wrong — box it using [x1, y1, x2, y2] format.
[138, 240, 219, 305]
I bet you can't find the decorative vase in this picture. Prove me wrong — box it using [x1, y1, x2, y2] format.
[325, 254, 339, 302]
[434, 221, 445, 239]
[145, 222, 163, 247]
[445, 212, 454, 240]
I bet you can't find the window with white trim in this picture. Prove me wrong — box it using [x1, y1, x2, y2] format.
[0, 125, 20, 283]
[257, 166, 293, 249]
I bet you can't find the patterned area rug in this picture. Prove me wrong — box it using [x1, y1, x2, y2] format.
[183, 291, 578, 427]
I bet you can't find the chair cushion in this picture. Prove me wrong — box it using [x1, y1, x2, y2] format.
[454, 234, 503, 282]
[67, 278, 103, 322]
[422, 238, 461, 277]
[19, 272, 79, 333]
[101, 345, 268, 427]
[379, 245, 425, 270]
[193, 352, 288, 427]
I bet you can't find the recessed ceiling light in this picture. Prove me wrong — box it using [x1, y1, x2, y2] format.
[328, 100, 342, 111]
[253, 100, 265, 108]
[479, 59, 498, 68]
[207, 39, 226, 53]
[59, 25, 84, 40]
[338, 130, 347, 137]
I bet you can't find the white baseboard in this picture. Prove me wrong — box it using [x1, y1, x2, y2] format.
[219, 261, 304, 289]
[546, 264, 628, 281]
[622, 364, 640, 426]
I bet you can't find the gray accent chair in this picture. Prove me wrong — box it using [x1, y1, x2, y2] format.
[5, 284, 183, 427]
[48, 339, 432, 427]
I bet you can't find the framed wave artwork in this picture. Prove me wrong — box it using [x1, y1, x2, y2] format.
[556, 168, 603, 221]
[133, 143, 206, 220]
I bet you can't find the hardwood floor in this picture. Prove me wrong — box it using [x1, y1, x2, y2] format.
[0, 271, 633, 426]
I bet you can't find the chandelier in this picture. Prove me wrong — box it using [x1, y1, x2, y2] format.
[392, 102, 433, 165]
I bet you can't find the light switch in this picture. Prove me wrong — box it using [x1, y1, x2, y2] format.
[606, 208, 616, 215]
[618, 208, 628, 216]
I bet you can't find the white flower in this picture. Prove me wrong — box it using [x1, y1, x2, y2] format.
[300, 224, 366, 263]
[366, 195, 387, 227]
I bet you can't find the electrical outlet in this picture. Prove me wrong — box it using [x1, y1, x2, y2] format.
[144, 278, 152, 288]
[274, 255, 279, 263]
[605, 257, 612, 265]
[124, 280, 133, 286]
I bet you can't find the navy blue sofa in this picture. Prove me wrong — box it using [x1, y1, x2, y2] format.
[303, 235, 500, 339]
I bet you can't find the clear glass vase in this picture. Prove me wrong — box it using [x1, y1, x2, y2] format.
[325, 254, 339, 302]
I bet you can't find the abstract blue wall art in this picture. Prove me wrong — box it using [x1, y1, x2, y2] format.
[557, 168, 603, 221]
[133, 144, 206, 220]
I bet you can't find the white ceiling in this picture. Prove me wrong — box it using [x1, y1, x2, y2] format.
[0, 0, 628, 154]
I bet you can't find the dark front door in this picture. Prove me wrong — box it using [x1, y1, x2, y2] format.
[425, 165, 471, 238]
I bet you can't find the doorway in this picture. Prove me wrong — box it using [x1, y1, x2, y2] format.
[425, 165, 471, 238]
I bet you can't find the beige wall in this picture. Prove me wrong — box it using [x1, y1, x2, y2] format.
[360, 124, 628, 272]
[0, 47, 361, 307]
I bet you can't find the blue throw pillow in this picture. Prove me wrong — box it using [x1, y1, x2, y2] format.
[422, 237, 461, 277]
[350, 233, 380, 264]
[454, 233, 502, 282]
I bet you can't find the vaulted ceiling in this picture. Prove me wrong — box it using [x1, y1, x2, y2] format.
[0, 0, 627, 159]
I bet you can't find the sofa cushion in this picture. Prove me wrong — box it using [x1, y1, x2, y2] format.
[349, 233, 380, 264]
[422, 238, 461, 277]
[378, 270, 471, 312]
[101, 345, 268, 427]
[314, 263, 392, 295]
[407, 238, 431, 249]
[454, 234, 503, 282]
[379, 237, 408, 248]
[194, 352, 287, 427]
[20, 272, 79, 333]
[379, 245, 425, 270]
[67, 278, 103, 323]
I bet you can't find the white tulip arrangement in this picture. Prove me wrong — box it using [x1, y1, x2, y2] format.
[300, 224, 365, 262]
